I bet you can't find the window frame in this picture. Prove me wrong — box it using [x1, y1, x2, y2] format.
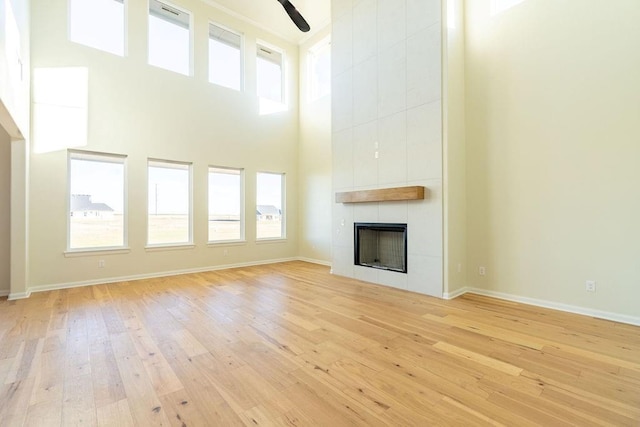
[147, 0, 193, 76]
[208, 21, 244, 91]
[256, 40, 285, 104]
[68, 0, 127, 57]
[66, 149, 128, 254]
[256, 171, 286, 241]
[307, 35, 331, 102]
[146, 158, 193, 248]
[207, 166, 245, 244]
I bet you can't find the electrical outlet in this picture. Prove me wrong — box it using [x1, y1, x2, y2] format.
[223, 249, 228, 257]
[98, 260, 105, 268]
[585, 280, 596, 292]
[479, 266, 486, 276]
[457, 263, 462, 273]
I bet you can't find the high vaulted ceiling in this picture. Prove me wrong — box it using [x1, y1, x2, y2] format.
[201, 0, 331, 44]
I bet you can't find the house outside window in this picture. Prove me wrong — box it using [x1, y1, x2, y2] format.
[68, 151, 127, 250]
[256, 172, 285, 239]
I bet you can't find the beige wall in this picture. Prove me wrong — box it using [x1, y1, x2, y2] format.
[443, 0, 467, 296]
[28, 0, 301, 289]
[465, 0, 640, 317]
[0, 127, 10, 294]
[298, 26, 332, 263]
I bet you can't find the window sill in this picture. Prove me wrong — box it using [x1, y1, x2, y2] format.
[64, 247, 131, 257]
[145, 244, 195, 252]
[207, 240, 247, 248]
[255, 238, 287, 244]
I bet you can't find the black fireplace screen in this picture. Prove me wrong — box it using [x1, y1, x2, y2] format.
[354, 223, 407, 273]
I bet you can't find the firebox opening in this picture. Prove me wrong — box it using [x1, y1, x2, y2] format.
[354, 223, 407, 273]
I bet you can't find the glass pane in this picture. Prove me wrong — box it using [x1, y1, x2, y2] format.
[256, 172, 283, 239]
[69, 156, 125, 249]
[69, 0, 125, 56]
[310, 41, 331, 100]
[209, 38, 241, 90]
[257, 56, 282, 103]
[148, 14, 190, 75]
[208, 168, 242, 241]
[148, 163, 190, 245]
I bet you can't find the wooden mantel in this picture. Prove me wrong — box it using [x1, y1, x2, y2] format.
[336, 186, 425, 203]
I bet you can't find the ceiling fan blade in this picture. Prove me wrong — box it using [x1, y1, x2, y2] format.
[277, 0, 311, 32]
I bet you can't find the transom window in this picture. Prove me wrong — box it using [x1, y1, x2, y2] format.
[308, 36, 331, 101]
[256, 43, 284, 103]
[148, 0, 191, 75]
[69, 0, 125, 56]
[208, 23, 242, 91]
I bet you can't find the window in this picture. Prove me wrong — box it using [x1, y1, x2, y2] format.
[148, 159, 191, 246]
[69, 0, 125, 56]
[256, 172, 285, 239]
[148, 0, 191, 75]
[208, 167, 244, 242]
[308, 36, 331, 101]
[68, 151, 126, 250]
[256, 43, 284, 103]
[208, 23, 242, 91]
[5, 0, 23, 82]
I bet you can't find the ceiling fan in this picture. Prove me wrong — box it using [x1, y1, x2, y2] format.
[276, 0, 310, 32]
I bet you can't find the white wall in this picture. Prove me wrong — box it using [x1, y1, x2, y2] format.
[0, 127, 10, 295]
[331, 0, 444, 297]
[28, 0, 301, 289]
[298, 26, 332, 263]
[465, 0, 640, 318]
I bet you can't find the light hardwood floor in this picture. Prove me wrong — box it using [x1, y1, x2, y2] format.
[1, 261, 639, 426]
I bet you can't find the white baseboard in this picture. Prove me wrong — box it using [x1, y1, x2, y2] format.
[443, 286, 470, 300]
[447, 287, 640, 327]
[8, 290, 31, 300]
[28, 257, 298, 295]
[296, 257, 332, 267]
[0, 289, 10, 298]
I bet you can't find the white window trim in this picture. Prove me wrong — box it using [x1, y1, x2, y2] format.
[256, 171, 286, 241]
[146, 158, 194, 247]
[208, 21, 244, 92]
[67, 149, 128, 252]
[256, 39, 286, 104]
[207, 165, 245, 244]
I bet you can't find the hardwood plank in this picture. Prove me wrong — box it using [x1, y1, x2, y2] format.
[96, 399, 135, 427]
[0, 261, 637, 425]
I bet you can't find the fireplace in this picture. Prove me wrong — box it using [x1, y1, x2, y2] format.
[354, 223, 407, 273]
